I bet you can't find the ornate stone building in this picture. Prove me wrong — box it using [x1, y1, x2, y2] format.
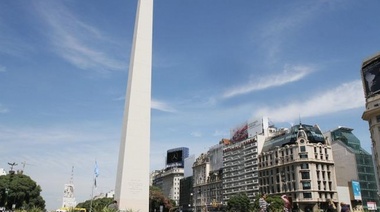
[258, 124, 338, 212]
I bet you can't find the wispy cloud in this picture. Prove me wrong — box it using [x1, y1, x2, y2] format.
[152, 99, 177, 113]
[222, 65, 313, 98]
[35, 1, 127, 72]
[0, 104, 9, 113]
[256, 2, 331, 62]
[212, 130, 229, 137]
[253, 80, 365, 122]
[0, 124, 113, 145]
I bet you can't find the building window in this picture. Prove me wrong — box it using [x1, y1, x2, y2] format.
[300, 146, 306, 152]
[377, 115, 380, 123]
[301, 172, 310, 179]
[302, 182, 311, 190]
[303, 193, 312, 198]
[300, 154, 308, 159]
[301, 163, 309, 169]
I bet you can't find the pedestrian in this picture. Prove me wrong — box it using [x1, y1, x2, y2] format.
[327, 199, 337, 212]
[281, 194, 292, 212]
[108, 200, 118, 211]
[340, 202, 350, 212]
[259, 194, 270, 212]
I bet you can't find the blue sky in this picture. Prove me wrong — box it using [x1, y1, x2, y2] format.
[1, 0, 380, 210]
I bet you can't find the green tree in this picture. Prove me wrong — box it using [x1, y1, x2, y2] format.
[76, 197, 114, 212]
[252, 194, 284, 212]
[149, 186, 175, 212]
[0, 173, 45, 210]
[77, 187, 176, 212]
[226, 193, 251, 212]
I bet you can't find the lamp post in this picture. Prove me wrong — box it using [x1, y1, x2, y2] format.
[4, 188, 8, 210]
[189, 192, 193, 211]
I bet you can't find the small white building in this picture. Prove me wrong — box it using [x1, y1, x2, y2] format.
[0, 168, 6, 176]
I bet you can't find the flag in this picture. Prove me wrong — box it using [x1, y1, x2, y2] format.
[94, 161, 99, 177]
[94, 161, 99, 188]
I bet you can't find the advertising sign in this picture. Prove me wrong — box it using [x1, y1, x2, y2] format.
[362, 57, 380, 98]
[247, 118, 263, 138]
[351, 180, 362, 200]
[231, 117, 268, 143]
[166, 150, 183, 166]
[230, 122, 248, 143]
[367, 201, 377, 210]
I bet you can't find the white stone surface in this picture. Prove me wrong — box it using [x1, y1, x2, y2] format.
[115, 0, 153, 211]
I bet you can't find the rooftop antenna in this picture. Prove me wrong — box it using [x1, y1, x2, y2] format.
[21, 161, 35, 173]
[299, 114, 302, 125]
[70, 166, 74, 184]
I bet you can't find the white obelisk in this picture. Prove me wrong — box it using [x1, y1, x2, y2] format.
[115, 0, 153, 211]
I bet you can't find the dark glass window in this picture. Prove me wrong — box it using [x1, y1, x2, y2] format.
[301, 172, 310, 179]
[302, 182, 311, 190]
[303, 193, 312, 198]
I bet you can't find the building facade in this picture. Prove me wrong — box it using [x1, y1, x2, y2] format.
[193, 142, 224, 212]
[258, 124, 338, 212]
[324, 126, 380, 211]
[361, 52, 380, 195]
[152, 167, 184, 205]
[179, 176, 194, 212]
[222, 117, 271, 204]
[151, 147, 189, 206]
[223, 136, 265, 203]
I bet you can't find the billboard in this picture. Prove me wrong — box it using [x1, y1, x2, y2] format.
[351, 180, 362, 201]
[231, 117, 267, 142]
[362, 55, 380, 98]
[367, 202, 377, 210]
[166, 150, 183, 165]
[248, 117, 265, 137]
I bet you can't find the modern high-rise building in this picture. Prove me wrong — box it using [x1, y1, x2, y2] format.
[222, 117, 270, 204]
[258, 124, 338, 211]
[324, 126, 379, 211]
[361, 52, 380, 196]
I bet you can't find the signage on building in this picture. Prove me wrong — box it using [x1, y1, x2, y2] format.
[166, 150, 183, 167]
[230, 117, 267, 143]
[351, 180, 362, 201]
[230, 123, 248, 142]
[362, 56, 380, 98]
[248, 117, 264, 137]
[367, 201, 377, 210]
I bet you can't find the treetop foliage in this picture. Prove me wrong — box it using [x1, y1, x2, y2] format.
[0, 173, 45, 211]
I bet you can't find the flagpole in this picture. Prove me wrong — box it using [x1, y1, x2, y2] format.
[89, 160, 99, 212]
[89, 176, 95, 212]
